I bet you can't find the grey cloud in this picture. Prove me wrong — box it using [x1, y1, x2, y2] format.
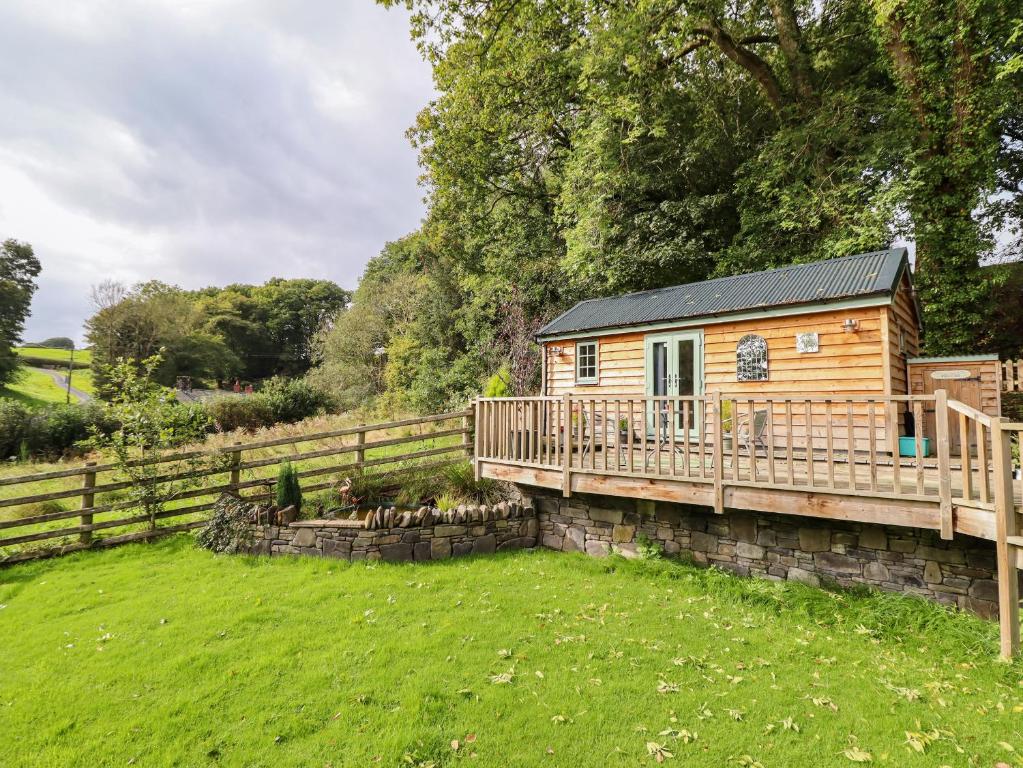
[0, 0, 431, 343]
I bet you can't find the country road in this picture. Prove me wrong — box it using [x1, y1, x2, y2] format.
[31, 366, 91, 403]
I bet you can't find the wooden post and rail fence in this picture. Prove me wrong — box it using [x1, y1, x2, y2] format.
[0, 409, 473, 566]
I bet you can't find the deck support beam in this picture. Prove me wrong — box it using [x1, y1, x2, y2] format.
[935, 389, 953, 539]
[712, 391, 724, 514]
[562, 394, 572, 498]
[992, 417, 1020, 659]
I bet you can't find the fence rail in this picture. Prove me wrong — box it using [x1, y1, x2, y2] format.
[0, 409, 473, 564]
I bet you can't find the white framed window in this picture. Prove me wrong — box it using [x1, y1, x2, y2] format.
[575, 340, 598, 384]
[736, 334, 768, 381]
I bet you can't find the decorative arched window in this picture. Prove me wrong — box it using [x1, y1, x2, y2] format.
[736, 334, 768, 381]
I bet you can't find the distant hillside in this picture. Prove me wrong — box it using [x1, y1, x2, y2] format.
[15, 346, 92, 369]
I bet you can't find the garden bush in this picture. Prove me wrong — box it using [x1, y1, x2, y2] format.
[206, 377, 331, 433]
[206, 396, 274, 433]
[275, 460, 303, 512]
[0, 399, 119, 459]
[259, 376, 332, 424]
[196, 494, 255, 553]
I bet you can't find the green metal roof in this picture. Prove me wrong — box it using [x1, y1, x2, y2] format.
[537, 249, 910, 339]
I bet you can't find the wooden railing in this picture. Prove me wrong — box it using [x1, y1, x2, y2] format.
[0, 410, 473, 564]
[475, 393, 1002, 526]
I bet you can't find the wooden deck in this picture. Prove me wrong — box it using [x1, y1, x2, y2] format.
[474, 394, 1023, 658]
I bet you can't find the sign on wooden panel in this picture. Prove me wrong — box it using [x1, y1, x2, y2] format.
[795, 332, 819, 353]
[931, 370, 972, 380]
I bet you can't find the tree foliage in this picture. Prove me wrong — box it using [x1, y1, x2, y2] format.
[333, 0, 1023, 409]
[0, 239, 41, 388]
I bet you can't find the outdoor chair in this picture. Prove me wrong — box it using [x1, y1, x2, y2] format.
[579, 407, 622, 461]
[721, 408, 769, 457]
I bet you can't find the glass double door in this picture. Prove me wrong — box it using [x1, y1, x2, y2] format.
[644, 331, 703, 438]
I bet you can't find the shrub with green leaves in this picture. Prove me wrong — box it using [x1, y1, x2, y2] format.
[275, 460, 303, 512]
[206, 396, 274, 433]
[259, 376, 332, 424]
[88, 354, 218, 528]
[0, 399, 119, 459]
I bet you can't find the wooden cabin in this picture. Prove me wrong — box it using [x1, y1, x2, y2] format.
[537, 249, 922, 448]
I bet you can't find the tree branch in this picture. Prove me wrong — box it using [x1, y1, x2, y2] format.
[696, 19, 786, 109]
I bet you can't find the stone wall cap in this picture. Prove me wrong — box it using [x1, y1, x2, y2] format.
[289, 519, 365, 529]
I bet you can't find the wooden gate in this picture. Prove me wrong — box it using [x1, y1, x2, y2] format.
[908, 355, 1001, 454]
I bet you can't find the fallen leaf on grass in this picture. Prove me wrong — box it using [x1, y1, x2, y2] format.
[646, 742, 674, 762]
[842, 747, 872, 762]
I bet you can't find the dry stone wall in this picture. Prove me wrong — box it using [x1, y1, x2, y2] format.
[245, 502, 537, 562]
[526, 487, 1003, 618]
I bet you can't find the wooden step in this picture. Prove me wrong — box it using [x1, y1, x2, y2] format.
[1007, 536, 1023, 548]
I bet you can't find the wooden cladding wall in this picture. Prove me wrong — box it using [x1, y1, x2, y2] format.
[886, 274, 922, 397]
[544, 305, 892, 399]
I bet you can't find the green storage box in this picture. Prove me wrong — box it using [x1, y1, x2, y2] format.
[898, 436, 930, 457]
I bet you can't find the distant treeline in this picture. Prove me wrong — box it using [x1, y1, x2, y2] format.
[86, 278, 349, 396]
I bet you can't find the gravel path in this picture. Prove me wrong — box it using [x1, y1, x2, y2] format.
[31, 366, 91, 403]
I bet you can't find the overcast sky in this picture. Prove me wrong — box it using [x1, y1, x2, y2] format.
[0, 0, 433, 345]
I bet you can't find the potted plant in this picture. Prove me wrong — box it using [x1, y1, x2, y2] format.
[618, 418, 631, 444]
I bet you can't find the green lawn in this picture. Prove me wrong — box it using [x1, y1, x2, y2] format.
[0, 367, 73, 406]
[68, 367, 95, 395]
[14, 346, 92, 366]
[1, 540, 1020, 767]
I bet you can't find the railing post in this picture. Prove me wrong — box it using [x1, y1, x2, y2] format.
[562, 394, 572, 498]
[712, 391, 724, 514]
[935, 390, 953, 539]
[992, 417, 1020, 660]
[472, 401, 482, 481]
[230, 441, 242, 497]
[79, 461, 96, 545]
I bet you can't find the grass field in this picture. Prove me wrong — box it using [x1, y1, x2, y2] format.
[0, 540, 1020, 767]
[0, 366, 74, 406]
[68, 367, 95, 395]
[14, 345, 93, 366]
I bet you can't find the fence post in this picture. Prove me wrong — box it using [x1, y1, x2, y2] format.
[230, 442, 242, 497]
[712, 391, 724, 514]
[79, 462, 97, 545]
[991, 417, 1020, 660]
[354, 427, 365, 468]
[562, 394, 572, 497]
[934, 389, 953, 539]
